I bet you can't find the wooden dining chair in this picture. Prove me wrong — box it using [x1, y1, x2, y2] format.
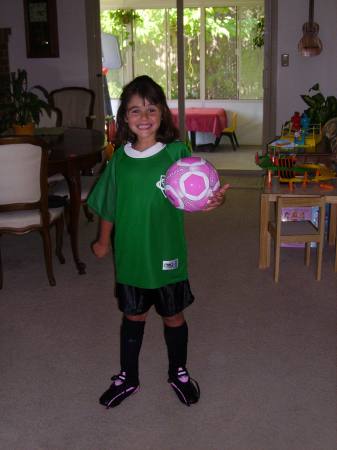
[214, 112, 239, 151]
[49, 87, 96, 129]
[32, 85, 61, 128]
[268, 196, 326, 282]
[0, 136, 65, 288]
[49, 174, 100, 223]
[49, 148, 107, 223]
[38, 105, 62, 128]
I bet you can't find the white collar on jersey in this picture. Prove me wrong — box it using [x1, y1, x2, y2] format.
[124, 142, 165, 158]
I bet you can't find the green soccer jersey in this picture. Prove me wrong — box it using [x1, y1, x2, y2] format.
[87, 141, 191, 289]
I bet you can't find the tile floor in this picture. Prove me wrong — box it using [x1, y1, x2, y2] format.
[195, 144, 262, 172]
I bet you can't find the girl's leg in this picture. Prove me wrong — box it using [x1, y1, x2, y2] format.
[99, 312, 147, 409]
[121, 313, 148, 385]
[163, 312, 200, 406]
[162, 312, 187, 377]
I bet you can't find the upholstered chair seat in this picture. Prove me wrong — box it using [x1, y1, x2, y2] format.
[0, 137, 65, 288]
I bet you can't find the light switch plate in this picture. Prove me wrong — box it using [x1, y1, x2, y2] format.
[281, 53, 289, 67]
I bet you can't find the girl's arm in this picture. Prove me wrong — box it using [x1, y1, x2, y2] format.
[203, 183, 230, 212]
[92, 219, 113, 258]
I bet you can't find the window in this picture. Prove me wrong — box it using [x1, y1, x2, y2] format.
[205, 7, 237, 99]
[133, 10, 167, 94]
[101, 4, 263, 101]
[238, 6, 264, 99]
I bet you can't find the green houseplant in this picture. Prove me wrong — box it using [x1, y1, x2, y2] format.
[0, 69, 51, 134]
[301, 83, 337, 126]
[113, 8, 141, 25]
[101, 9, 142, 48]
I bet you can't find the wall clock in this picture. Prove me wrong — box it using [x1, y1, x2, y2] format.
[23, 0, 59, 58]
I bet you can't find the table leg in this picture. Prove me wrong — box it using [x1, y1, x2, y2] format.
[328, 203, 337, 245]
[65, 171, 86, 274]
[190, 131, 196, 151]
[259, 193, 271, 269]
[214, 136, 221, 148]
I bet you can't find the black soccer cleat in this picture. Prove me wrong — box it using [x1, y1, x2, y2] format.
[168, 367, 200, 406]
[99, 372, 139, 408]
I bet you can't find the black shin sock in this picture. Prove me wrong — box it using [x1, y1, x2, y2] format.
[164, 321, 188, 378]
[120, 317, 145, 385]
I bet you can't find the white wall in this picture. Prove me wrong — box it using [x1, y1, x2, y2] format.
[169, 99, 263, 146]
[111, 98, 263, 146]
[1, 0, 263, 145]
[276, 0, 337, 131]
[3, 0, 335, 145]
[0, 0, 89, 91]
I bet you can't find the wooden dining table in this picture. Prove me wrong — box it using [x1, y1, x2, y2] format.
[170, 108, 227, 150]
[259, 176, 337, 269]
[46, 128, 105, 274]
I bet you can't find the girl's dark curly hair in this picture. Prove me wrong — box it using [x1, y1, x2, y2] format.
[115, 75, 179, 146]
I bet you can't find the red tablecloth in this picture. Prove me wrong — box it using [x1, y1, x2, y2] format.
[170, 108, 227, 137]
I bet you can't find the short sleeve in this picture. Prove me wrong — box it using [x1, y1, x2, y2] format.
[87, 156, 116, 223]
[181, 142, 192, 158]
[166, 140, 192, 161]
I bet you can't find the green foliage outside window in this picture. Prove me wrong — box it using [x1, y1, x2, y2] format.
[239, 6, 264, 99]
[134, 10, 167, 96]
[205, 7, 237, 99]
[252, 16, 264, 49]
[100, 5, 263, 101]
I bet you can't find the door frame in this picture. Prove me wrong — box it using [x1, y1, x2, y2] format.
[262, 0, 278, 146]
[86, 0, 277, 144]
[85, 0, 105, 133]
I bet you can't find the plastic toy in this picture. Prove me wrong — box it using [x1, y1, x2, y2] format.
[294, 129, 306, 145]
[300, 112, 310, 130]
[255, 152, 336, 190]
[290, 111, 301, 132]
[164, 156, 220, 212]
[275, 122, 322, 152]
[319, 183, 334, 190]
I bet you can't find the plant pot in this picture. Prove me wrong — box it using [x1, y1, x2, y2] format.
[13, 123, 35, 135]
[122, 15, 132, 24]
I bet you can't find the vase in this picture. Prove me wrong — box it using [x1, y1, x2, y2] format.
[13, 123, 35, 135]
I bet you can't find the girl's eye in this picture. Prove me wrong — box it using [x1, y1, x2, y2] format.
[127, 106, 160, 117]
[129, 108, 140, 116]
[148, 107, 158, 114]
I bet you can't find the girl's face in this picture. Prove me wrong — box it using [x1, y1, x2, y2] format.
[125, 94, 162, 149]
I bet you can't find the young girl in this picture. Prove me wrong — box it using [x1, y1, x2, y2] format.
[87, 75, 229, 408]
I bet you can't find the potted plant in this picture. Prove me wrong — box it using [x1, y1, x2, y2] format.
[301, 83, 337, 126]
[0, 69, 51, 135]
[102, 9, 142, 48]
[111, 9, 141, 26]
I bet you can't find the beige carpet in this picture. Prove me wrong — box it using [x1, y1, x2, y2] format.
[0, 183, 336, 450]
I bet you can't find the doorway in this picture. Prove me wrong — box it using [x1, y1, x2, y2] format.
[85, 1, 277, 171]
[262, 0, 278, 145]
[85, 0, 105, 133]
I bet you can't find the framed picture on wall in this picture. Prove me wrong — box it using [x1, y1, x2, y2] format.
[23, 0, 59, 58]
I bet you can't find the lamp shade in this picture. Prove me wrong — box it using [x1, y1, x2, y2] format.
[101, 33, 122, 69]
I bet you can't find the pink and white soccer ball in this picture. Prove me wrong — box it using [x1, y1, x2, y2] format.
[164, 156, 220, 212]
